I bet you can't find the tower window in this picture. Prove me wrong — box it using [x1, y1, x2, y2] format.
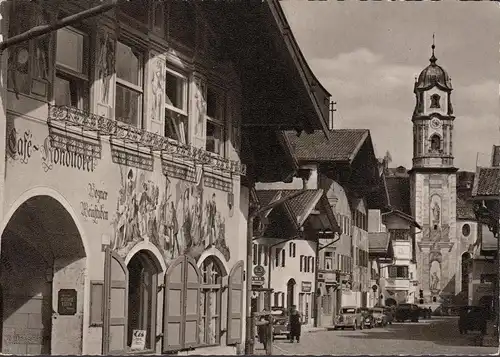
[430, 135, 441, 152]
[430, 94, 441, 109]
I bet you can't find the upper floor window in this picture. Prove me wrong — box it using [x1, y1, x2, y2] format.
[430, 94, 441, 109]
[289, 242, 296, 258]
[324, 252, 333, 270]
[165, 68, 188, 143]
[115, 41, 143, 127]
[388, 265, 409, 279]
[390, 229, 409, 241]
[430, 134, 441, 152]
[54, 27, 89, 110]
[206, 86, 225, 155]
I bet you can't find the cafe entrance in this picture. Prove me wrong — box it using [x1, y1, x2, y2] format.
[0, 194, 87, 355]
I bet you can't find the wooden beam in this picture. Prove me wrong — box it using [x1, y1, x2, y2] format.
[0, 0, 121, 52]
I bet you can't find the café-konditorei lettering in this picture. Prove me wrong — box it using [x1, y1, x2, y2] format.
[81, 183, 109, 224]
[7, 127, 96, 172]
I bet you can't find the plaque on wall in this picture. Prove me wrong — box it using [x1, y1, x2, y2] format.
[58, 289, 77, 315]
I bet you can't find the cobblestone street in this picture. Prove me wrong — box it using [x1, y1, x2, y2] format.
[255, 317, 498, 355]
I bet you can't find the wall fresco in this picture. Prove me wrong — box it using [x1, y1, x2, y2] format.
[111, 166, 230, 264]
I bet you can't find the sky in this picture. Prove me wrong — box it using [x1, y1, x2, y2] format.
[281, 0, 500, 172]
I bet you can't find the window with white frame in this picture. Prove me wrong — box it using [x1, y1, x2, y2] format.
[206, 86, 225, 155]
[54, 26, 89, 110]
[200, 257, 223, 346]
[115, 41, 143, 127]
[165, 68, 188, 143]
[325, 252, 333, 270]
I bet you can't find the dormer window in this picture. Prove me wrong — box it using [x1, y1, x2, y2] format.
[430, 94, 441, 109]
[430, 134, 441, 151]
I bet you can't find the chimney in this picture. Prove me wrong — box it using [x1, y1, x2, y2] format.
[328, 101, 337, 131]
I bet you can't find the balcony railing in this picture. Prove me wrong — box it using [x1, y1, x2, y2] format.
[47, 104, 246, 176]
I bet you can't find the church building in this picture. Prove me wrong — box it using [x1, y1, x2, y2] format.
[386, 43, 480, 308]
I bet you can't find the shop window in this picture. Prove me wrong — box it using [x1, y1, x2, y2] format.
[127, 251, 159, 351]
[115, 41, 143, 127]
[165, 68, 188, 143]
[200, 257, 225, 346]
[54, 26, 89, 111]
[206, 86, 226, 155]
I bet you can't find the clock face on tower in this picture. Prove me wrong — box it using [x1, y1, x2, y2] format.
[430, 118, 442, 129]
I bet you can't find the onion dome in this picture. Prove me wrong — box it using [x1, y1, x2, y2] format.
[414, 43, 452, 92]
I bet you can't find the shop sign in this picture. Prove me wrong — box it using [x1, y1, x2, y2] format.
[57, 289, 77, 315]
[301, 281, 312, 293]
[254, 265, 265, 277]
[81, 183, 109, 224]
[131, 330, 147, 350]
[252, 276, 265, 285]
[323, 272, 336, 283]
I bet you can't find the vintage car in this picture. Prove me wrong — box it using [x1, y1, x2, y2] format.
[395, 303, 420, 322]
[334, 306, 363, 330]
[270, 307, 290, 339]
[458, 306, 488, 335]
[360, 307, 375, 329]
[371, 307, 388, 327]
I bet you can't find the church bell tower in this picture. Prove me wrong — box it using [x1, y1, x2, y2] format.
[410, 39, 459, 305]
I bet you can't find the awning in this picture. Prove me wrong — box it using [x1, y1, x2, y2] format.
[369, 232, 391, 255]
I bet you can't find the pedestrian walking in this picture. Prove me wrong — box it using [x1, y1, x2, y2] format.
[289, 305, 302, 343]
[257, 314, 268, 351]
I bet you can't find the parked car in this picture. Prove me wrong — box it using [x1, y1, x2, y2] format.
[383, 307, 394, 325]
[371, 307, 388, 327]
[360, 308, 375, 329]
[395, 303, 419, 322]
[334, 306, 364, 330]
[270, 307, 290, 339]
[458, 306, 488, 335]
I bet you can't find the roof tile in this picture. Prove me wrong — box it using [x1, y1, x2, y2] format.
[283, 129, 369, 162]
[473, 167, 500, 196]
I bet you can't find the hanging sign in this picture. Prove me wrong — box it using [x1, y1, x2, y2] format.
[131, 329, 147, 350]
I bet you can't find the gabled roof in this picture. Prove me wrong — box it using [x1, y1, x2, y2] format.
[283, 129, 370, 163]
[385, 175, 412, 216]
[256, 189, 324, 228]
[381, 210, 421, 229]
[471, 167, 500, 198]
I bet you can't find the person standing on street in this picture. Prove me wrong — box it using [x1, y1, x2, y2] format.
[289, 305, 302, 343]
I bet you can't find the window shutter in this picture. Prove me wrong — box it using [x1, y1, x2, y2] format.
[103, 248, 128, 355]
[183, 256, 201, 349]
[226, 260, 244, 345]
[163, 256, 185, 352]
[90, 280, 104, 326]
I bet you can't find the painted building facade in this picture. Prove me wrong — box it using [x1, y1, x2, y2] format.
[0, 1, 258, 355]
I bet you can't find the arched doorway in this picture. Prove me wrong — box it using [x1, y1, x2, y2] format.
[127, 250, 161, 351]
[461, 252, 471, 301]
[286, 279, 296, 309]
[0, 195, 86, 355]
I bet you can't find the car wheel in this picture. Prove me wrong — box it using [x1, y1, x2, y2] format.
[353, 322, 357, 331]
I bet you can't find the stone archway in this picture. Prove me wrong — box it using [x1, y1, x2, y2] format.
[0, 195, 87, 355]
